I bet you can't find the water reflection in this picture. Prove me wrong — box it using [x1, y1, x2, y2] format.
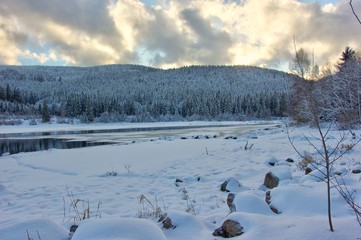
[1, 138, 113, 156]
[0, 123, 280, 156]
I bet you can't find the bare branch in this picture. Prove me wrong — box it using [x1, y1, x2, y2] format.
[286, 125, 304, 159]
[333, 176, 361, 226]
[350, 0, 361, 25]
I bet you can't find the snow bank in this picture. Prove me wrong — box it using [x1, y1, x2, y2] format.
[269, 183, 349, 217]
[72, 218, 167, 240]
[232, 191, 274, 215]
[0, 219, 68, 240]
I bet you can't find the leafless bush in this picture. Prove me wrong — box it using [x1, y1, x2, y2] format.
[137, 194, 166, 220]
[63, 188, 101, 224]
[179, 187, 198, 215]
[244, 141, 254, 150]
[296, 151, 317, 170]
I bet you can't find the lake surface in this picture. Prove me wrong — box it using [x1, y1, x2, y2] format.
[0, 123, 279, 156]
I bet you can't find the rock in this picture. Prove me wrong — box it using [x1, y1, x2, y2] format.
[225, 136, 237, 140]
[305, 163, 318, 175]
[265, 191, 280, 214]
[266, 158, 278, 166]
[264, 172, 279, 189]
[162, 217, 175, 229]
[221, 177, 246, 192]
[299, 166, 327, 183]
[263, 166, 292, 189]
[220, 177, 246, 192]
[270, 206, 280, 214]
[265, 190, 271, 205]
[70, 225, 78, 233]
[286, 158, 294, 163]
[213, 219, 244, 238]
[228, 192, 273, 215]
[305, 167, 313, 175]
[227, 193, 236, 212]
[352, 165, 361, 174]
[334, 167, 348, 176]
[158, 214, 175, 229]
[68, 225, 78, 240]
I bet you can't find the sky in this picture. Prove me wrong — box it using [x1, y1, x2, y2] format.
[0, 0, 360, 70]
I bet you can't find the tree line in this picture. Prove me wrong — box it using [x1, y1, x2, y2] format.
[0, 65, 292, 123]
[290, 46, 361, 128]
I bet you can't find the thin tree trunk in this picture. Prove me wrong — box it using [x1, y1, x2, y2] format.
[317, 122, 334, 232]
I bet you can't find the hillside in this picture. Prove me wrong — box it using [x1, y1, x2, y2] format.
[0, 65, 296, 122]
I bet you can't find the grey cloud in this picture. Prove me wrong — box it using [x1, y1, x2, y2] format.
[0, 23, 27, 46]
[135, 7, 188, 65]
[1, 0, 131, 65]
[3, 0, 117, 37]
[181, 8, 234, 64]
[137, 7, 234, 66]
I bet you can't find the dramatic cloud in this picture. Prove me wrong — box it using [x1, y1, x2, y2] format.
[0, 0, 359, 69]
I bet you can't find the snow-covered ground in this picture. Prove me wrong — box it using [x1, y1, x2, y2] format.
[0, 121, 360, 239]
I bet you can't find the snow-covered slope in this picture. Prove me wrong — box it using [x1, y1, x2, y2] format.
[0, 65, 295, 121]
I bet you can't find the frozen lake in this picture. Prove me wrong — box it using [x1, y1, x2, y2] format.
[0, 122, 280, 156]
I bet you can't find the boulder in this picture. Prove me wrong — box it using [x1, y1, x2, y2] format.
[161, 216, 175, 229]
[265, 191, 280, 214]
[264, 166, 292, 189]
[305, 167, 313, 175]
[227, 192, 273, 215]
[264, 172, 279, 189]
[220, 177, 246, 192]
[299, 166, 327, 183]
[227, 193, 236, 213]
[334, 167, 348, 176]
[213, 219, 244, 238]
[265, 190, 271, 205]
[352, 165, 361, 174]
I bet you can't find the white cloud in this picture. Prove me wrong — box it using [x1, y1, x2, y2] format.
[0, 0, 359, 69]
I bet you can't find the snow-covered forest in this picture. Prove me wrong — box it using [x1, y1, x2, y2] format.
[0, 65, 294, 122]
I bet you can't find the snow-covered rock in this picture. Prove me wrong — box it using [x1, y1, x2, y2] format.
[229, 192, 274, 215]
[213, 219, 244, 238]
[220, 177, 247, 192]
[264, 166, 292, 189]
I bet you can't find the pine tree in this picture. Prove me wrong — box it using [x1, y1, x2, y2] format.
[41, 102, 51, 123]
[337, 46, 356, 72]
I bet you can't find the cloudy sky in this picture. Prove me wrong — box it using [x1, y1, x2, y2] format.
[0, 0, 360, 70]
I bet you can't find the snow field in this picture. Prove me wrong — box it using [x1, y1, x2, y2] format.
[0, 123, 360, 239]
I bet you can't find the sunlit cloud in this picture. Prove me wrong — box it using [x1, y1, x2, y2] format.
[0, 0, 359, 69]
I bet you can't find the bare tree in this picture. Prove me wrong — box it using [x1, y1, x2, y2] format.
[288, 45, 361, 231]
[290, 49, 311, 80]
[288, 119, 360, 232]
[350, 0, 361, 25]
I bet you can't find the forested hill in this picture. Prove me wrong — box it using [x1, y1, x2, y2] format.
[0, 64, 295, 122]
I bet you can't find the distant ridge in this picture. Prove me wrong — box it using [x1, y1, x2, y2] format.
[0, 64, 295, 122]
